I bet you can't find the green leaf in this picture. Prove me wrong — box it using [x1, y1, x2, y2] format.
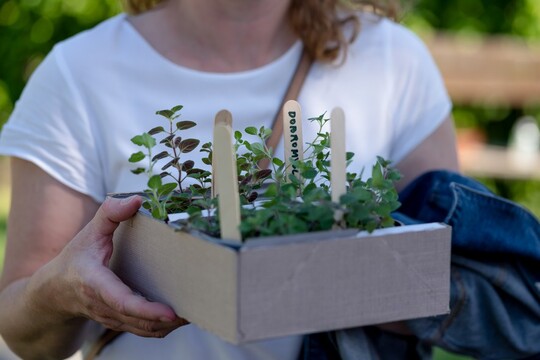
[171, 105, 184, 113]
[301, 168, 318, 179]
[176, 121, 197, 130]
[263, 183, 278, 197]
[151, 206, 165, 220]
[381, 217, 396, 228]
[131, 133, 156, 149]
[148, 175, 162, 190]
[187, 206, 202, 216]
[160, 134, 175, 145]
[376, 156, 392, 167]
[243, 142, 253, 151]
[180, 138, 200, 153]
[272, 158, 284, 166]
[158, 182, 177, 197]
[346, 172, 358, 182]
[161, 157, 178, 171]
[339, 193, 357, 205]
[234, 131, 242, 141]
[250, 142, 265, 156]
[151, 151, 169, 162]
[156, 109, 174, 119]
[129, 151, 145, 163]
[387, 168, 402, 181]
[351, 187, 372, 201]
[254, 169, 272, 180]
[371, 162, 384, 187]
[201, 141, 212, 150]
[302, 182, 317, 196]
[148, 126, 165, 135]
[142, 201, 152, 210]
[182, 160, 195, 171]
[131, 167, 146, 175]
[262, 128, 272, 139]
[245, 126, 257, 135]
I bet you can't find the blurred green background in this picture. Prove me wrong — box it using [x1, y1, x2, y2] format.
[1, 1, 539, 359]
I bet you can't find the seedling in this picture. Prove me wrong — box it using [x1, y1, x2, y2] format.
[129, 104, 402, 240]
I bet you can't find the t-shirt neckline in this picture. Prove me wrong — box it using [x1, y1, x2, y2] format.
[120, 13, 303, 78]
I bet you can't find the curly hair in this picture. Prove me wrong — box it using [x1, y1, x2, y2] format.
[121, 0, 400, 62]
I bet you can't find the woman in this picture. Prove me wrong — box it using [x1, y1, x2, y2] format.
[0, 0, 459, 359]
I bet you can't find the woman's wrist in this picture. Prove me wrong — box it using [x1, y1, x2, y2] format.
[6, 261, 90, 359]
[25, 255, 85, 323]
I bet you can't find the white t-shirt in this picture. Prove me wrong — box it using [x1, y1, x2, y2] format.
[0, 12, 451, 360]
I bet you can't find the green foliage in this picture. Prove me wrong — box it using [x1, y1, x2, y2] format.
[0, 0, 122, 128]
[404, 0, 540, 39]
[130, 105, 212, 221]
[433, 347, 474, 360]
[131, 106, 403, 241]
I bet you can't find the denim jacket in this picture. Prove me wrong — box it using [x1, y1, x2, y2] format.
[300, 170, 540, 360]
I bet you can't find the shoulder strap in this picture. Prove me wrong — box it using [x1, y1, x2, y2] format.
[259, 49, 313, 169]
[84, 330, 123, 360]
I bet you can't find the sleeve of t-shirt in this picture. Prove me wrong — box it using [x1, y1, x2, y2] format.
[387, 26, 452, 164]
[0, 45, 105, 202]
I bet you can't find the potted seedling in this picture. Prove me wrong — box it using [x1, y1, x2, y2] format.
[110, 101, 452, 344]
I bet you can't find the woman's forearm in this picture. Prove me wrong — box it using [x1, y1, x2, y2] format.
[0, 267, 90, 360]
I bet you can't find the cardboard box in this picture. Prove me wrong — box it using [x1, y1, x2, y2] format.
[110, 211, 451, 344]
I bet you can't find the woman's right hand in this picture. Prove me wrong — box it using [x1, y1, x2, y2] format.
[0, 159, 187, 360]
[29, 195, 189, 338]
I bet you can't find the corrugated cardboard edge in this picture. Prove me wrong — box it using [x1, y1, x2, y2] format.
[236, 223, 451, 342]
[110, 212, 239, 342]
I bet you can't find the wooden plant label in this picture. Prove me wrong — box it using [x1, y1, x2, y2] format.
[283, 100, 304, 180]
[212, 110, 233, 198]
[330, 107, 346, 204]
[213, 110, 241, 242]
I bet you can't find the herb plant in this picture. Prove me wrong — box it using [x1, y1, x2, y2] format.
[129, 105, 210, 221]
[129, 105, 402, 240]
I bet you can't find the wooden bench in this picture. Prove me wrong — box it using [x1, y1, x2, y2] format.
[425, 33, 540, 106]
[424, 33, 540, 179]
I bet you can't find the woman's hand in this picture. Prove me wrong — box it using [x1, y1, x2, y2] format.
[30, 195, 188, 338]
[0, 160, 187, 360]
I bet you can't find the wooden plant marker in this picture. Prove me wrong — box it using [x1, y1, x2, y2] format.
[283, 100, 304, 181]
[212, 110, 233, 198]
[212, 110, 242, 242]
[330, 107, 346, 221]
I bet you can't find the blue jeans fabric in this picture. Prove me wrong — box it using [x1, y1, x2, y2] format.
[301, 170, 540, 360]
[395, 170, 540, 261]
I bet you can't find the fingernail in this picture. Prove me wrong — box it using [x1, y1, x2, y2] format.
[120, 196, 138, 205]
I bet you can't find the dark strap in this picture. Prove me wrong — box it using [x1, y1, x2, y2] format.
[84, 330, 123, 360]
[259, 49, 313, 169]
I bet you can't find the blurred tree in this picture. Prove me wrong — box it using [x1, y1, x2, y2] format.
[405, 0, 540, 39]
[0, 0, 121, 126]
[403, 0, 540, 141]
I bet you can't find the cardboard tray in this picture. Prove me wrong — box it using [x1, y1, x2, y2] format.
[110, 211, 451, 344]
